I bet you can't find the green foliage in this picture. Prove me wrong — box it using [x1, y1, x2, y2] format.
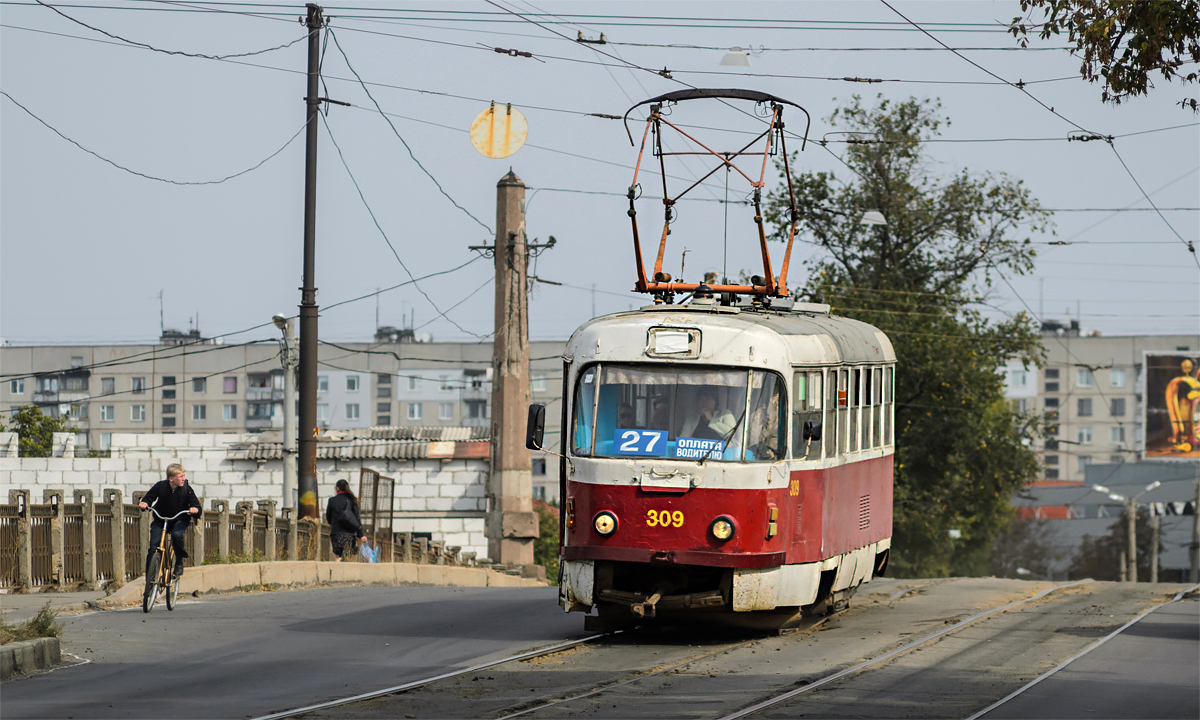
[765, 95, 1047, 578]
[1010, 0, 1200, 111]
[1068, 506, 1160, 581]
[533, 499, 560, 584]
[0, 602, 64, 645]
[202, 549, 270, 565]
[990, 518, 1068, 579]
[0, 405, 78, 458]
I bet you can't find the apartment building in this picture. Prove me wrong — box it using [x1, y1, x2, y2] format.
[1003, 323, 1199, 483]
[0, 331, 566, 457]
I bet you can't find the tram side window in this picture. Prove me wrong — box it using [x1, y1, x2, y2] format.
[827, 368, 840, 458]
[884, 366, 895, 445]
[746, 371, 786, 461]
[841, 369, 854, 454]
[872, 367, 883, 448]
[571, 367, 597, 455]
[792, 370, 823, 460]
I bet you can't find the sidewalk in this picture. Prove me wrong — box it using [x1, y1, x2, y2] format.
[1, 590, 109, 624]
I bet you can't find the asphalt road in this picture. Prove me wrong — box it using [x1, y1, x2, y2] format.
[2, 585, 583, 720]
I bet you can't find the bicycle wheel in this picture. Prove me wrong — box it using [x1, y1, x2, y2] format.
[143, 551, 162, 613]
[166, 574, 180, 610]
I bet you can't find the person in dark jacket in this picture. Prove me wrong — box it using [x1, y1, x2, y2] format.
[138, 463, 202, 577]
[325, 479, 368, 561]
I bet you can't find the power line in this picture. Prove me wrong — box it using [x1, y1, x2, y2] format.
[0, 90, 306, 185]
[32, 0, 308, 58]
[0, 339, 272, 381]
[319, 113, 488, 340]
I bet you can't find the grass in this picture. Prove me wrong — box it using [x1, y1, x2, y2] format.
[201, 550, 271, 565]
[0, 603, 64, 645]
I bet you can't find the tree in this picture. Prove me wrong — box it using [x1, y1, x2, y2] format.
[533, 498, 560, 583]
[765, 95, 1048, 577]
[1068, 506, 1160, 581]
[991, 518, 1068, 579]
[0, 405, 78, 458]
[1010, 1, 1200, 111]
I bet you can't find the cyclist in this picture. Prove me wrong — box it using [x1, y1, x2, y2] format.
[138, 463, 202, 577]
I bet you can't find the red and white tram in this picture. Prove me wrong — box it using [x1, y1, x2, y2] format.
[525, 89, 896, 628]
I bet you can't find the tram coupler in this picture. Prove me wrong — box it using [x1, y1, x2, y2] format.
[631, 592, 662, 618]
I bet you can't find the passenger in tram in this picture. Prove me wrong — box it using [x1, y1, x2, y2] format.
[650, 398, 671, 433]
[617, 402, 637, 429]
[681, 387, 737, 441]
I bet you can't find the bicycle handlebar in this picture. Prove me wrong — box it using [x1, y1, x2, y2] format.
[143, 506, 194, 521]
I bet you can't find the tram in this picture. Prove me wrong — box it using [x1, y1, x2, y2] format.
[526, 90, 895, 628]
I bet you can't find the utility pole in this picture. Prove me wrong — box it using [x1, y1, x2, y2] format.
[484, 170, 540, 573]
[273, 315, 298, 508]
[1126, 497, 1137, 582]
[296, 3, 324, 520]
[1150, 511, 1159, 584]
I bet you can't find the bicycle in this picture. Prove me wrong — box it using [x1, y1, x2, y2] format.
[142, 507, 192, 613]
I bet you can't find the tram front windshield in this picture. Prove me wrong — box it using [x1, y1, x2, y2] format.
[572, 364, 785, 462]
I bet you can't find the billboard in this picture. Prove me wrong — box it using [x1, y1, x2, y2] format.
[1144, 352, 1200, 459]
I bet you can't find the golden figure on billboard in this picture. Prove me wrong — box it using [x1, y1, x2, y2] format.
[1145, 353, 1200, 458]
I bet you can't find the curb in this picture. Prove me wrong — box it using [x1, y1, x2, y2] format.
[99, 561, 544, 608]
[1, 637, 61, 679]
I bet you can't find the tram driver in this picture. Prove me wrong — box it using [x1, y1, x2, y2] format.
[681, 387, 737, 441]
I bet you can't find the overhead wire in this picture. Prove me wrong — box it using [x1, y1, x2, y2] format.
[0, 90, 306, 185]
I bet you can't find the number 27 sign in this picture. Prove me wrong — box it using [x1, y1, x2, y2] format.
[613, 429, 668, 456]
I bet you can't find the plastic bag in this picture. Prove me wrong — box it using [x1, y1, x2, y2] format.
[359, 542, 377, 563]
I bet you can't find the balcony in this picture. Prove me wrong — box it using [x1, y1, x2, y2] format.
[246, 417, 274, 430]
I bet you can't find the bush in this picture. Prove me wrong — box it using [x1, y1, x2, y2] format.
[0, 603, 64, 645]
[533, 499, 560, 584]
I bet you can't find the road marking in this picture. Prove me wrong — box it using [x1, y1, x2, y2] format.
[963, 583, 1200, 720]
[249, 634, 614, 720]
[717, 580, 1092, 720]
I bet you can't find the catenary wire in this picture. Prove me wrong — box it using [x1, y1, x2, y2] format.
[0, 90, 306, 185]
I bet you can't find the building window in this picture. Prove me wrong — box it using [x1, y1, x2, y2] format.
[192, 377, 206, 393]
[100, 432, 112, 449]
[163, 404, 176, 415]
[379, 415, 391, 425]
[100, 405, 114, 422]
[439, 375, 452, 392]
[71, 356, 84, 367]
[317, 375, 328, 393]
[531, 373, 547, 392]
[1111, 426, 1125, 443]
[192, 404, 206, 420]
[131, 405, 145, 422]
[1044, 397, 1059, 409]
[408, 376, 421, 392]
[35, 377, 58, 393]
[1110, 398, 1126, 416]
[439, 402, 453, 420]
[377, 373, 391, 385]
[377, 402, 390, 414]
[1010, 398, 1028, 413]
[101, 377, 115, 395]
[1077, 456, 1092, 473]
[1076, 368, 1093, 387]
[1045, 468, 1059, 480]
[163, 376, 176, 386]
[223, 404, 237, 420]
[132, 376, 146, 394]
[1077, 398, 1093, 416]
[377, 386, 391, 398]
[1045, 368, 1060, 379]
[9, 379, 23, 394]
[1077, 427, 1093, 444]
[249, 402, 272, 419]
[1009, 369, 1027, 387]
[346, 403, 360, 420]
[162, 417, 175, 428]
[466, 370, 486, 389]
[466, 400, 487, 419]
[532, 458, 547, 475]
[69, 403, 87, 420]
[408, 403, 423, 421]
[1044, 439, 1059, 450]
[317, 404, 330, 421]
[346, 375, 360, 392]
[224, 377, 237, 393]
[1045, 382, 1059, 393]
[1110, 368, 1126, 387]
[1044, 455, 1058, 466]
[162, 388, 176, 399]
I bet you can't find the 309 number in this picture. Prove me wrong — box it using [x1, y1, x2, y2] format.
[646, 509, 684, 528]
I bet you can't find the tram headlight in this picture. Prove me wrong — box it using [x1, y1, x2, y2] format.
[710, 516, 735, 541]
[593, 511, 618, 537]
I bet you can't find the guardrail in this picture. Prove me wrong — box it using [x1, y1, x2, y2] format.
[0, 489, 484, 593]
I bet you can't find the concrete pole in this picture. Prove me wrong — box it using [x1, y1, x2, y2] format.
[282, 318, 298, 509]
[10, 490, 32, 591]
[74, 490, 96, 590]
[1118, 549, 1127, 583]
[106, 489, 125, 586]
[487, 170, 539, 571]
[1150, 513, 1160, 584]
[1126, 498, 1138, 583]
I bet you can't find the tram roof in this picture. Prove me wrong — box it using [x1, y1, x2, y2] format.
[568, 303, 895, 366]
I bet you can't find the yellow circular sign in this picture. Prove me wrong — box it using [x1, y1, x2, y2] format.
[470, 103, 528, 159]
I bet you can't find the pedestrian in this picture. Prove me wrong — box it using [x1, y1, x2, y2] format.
[138, 463, 202, 578]
[325, 479, 368, 561]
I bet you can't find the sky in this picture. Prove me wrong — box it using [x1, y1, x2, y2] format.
[2, 0, 1197, 347]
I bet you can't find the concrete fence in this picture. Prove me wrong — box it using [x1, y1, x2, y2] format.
[0, 488, 485, 593]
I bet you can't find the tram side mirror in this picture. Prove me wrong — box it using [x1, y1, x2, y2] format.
[802, 420, 822, 441]
[526, 404, 546, 450]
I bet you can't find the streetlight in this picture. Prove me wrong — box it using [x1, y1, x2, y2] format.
[1090, 480, 1162, 583]
[273, 314, 298, 508]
